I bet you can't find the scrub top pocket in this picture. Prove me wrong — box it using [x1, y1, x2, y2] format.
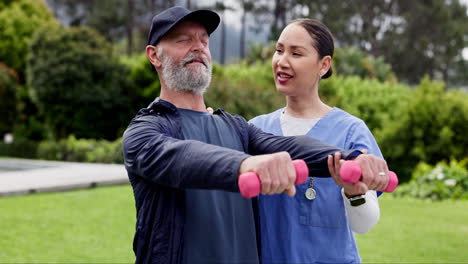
[297, 177, 347, 228]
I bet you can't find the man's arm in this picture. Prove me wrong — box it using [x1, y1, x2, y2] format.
[123, 116, 250, 191]
[246, 122, 361, 177]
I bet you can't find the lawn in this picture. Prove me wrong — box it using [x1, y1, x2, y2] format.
[357, 196, 468, 263]
[0, 186, 467, 263]
[0, 185, 135, 263]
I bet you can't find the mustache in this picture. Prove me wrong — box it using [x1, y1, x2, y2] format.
[181, 53, 209, 68]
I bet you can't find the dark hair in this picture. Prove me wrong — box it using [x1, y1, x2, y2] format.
[291, 18, 334, 79]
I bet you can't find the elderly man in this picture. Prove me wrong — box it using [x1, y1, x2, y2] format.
[123, 6, 389, 264]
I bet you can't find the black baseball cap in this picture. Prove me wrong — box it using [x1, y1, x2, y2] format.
[147, 6, 220, 46]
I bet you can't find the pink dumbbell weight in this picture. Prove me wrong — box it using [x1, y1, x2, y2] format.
[238, 159, 309, 198]
[339, 160, 398, 192]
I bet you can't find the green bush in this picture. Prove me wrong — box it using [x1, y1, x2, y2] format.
[27, 24, 133, 140]
[333, 46, 396, 82]
[120, 53, 161, 109]
[0, 63, 18, 137]
[378, 77, 468, 182]
[37, 136, 122, 163]
[205, 61, 284, 120]
[0, 138, 38, 159]
[0, 0, 56, 80]
[13, 84, 48, 141]
[396, 159, 468, 201]
[320, 75, 410, 132]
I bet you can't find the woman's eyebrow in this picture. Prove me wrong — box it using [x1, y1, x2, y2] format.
[289, 45, 307, 50]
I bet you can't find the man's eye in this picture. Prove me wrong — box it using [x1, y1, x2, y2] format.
[293, 53, 302, 56]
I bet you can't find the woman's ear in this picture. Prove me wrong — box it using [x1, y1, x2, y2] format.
[146, 45, 162, 68]
[319, 55, 332, 77]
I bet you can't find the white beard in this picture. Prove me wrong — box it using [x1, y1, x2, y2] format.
[160, 50, 212, 95]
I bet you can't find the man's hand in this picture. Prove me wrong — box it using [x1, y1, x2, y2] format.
[328, 152, 368, 197]
[239, 152, 296, 196]
[352, 150, 389, 191]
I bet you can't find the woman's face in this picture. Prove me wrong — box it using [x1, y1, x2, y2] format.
[272, 23, 330, 97]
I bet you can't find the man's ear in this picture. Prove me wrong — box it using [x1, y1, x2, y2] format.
[146, 45, 162, 68]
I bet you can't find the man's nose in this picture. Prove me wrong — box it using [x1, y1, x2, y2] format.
[191, 38, 205, 52]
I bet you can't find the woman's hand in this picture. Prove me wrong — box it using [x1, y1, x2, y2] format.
[328, 152, 368, 197]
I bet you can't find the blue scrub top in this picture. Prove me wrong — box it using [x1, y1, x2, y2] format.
[250, 107, 383, 264]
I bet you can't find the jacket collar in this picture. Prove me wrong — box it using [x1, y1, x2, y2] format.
[148, 97, 178, 113]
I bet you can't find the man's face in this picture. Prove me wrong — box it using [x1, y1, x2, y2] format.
[156, 21, 212, 94]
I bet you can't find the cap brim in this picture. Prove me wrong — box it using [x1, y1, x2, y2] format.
[179, 9, 220, 35]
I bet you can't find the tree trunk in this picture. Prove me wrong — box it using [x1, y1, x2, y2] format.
[272, 0, 281, 32]
[126, 0, 134, 55]
[220, 11, 226, 64]
[240, 9, 246, 59]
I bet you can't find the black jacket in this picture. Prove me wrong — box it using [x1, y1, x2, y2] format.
[122, 98, 360, 263]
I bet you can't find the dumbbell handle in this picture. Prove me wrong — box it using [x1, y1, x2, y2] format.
[238, 159, 309, 198]
[339, 160, 398, 192]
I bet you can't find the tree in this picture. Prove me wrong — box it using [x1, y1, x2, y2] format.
[381, 0, 468, 84]
[46, 0, 180, 55]
[204, 1, 235, 64]
[0, 63, 18, 138]
[237, 0, 270, 59]
[0, 0, 56, 81]
[292, 0, 468, 85]
[269, 0, 295, 40]
[27, 24, 133, 140]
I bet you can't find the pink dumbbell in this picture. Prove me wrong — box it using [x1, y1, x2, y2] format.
[339, 160, 398, 192]
[238, 159, 309, 198]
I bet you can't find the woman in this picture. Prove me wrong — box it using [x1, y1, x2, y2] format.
[249, 19, 383, 263]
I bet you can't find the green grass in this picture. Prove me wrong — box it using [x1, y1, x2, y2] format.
[1, 187, 468, 263]
[0, 185, 136, 263]
[356, 195, 468, 263]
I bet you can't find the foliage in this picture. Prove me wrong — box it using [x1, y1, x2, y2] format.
[381, 0, 468, 84]
[13, 85, 48, 141]
[0, 0, 56, 80]
[274, 0, 468, 85]
[0, 63, 18, 137]
[333, 47, 396, 82]
[43, 0, 468, 85]
[27, 24, 134, 140]
[205, 61, 284, 120]
[0, 136, 123, 163]
[395, 159, 468, 201]
[245, 41, 276, 65]
[378, 77, 468, 182]
[120, 53, 161, 109]
[46, 0, 179, 55]
[0, 138, 38, 159]
[320, 75, 410, 132]
[37, 135, 123, 164]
